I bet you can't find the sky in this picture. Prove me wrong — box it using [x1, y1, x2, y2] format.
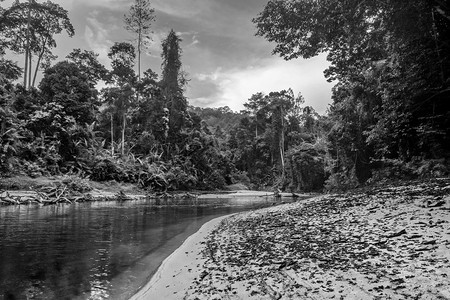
[2, 0, 334, 114]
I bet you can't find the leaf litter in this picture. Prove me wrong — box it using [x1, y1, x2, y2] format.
[184, 178, 450, 299]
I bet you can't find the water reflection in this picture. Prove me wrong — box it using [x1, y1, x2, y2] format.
[0, 196, 288, 299]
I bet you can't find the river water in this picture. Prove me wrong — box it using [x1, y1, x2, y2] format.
[0, 194, 289, 299]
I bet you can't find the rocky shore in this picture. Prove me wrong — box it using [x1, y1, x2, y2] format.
[134, 178, 450, 299]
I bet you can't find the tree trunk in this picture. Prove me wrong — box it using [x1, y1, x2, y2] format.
[23, 0, 32, 88]
[23, 49, 29, 89]
[255, 115, 258, 138]
[122, 113, 126, 155]
[28, 52, 32, 88]
[136, 28, 142, 102]
[32, 43, 46, 88]
[280, 143, 285, 176]
[431, 8, 445, 85]
[138, 29, 141, 80]
[280, 106, 285, 177]
[110, 114, 114, 155]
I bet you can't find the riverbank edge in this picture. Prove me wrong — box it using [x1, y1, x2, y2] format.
[0, 189, 308, 205]
[131, 178, 450, 300]
[130, 195, 326, 300]
[0, 175, 311, 205]
[184, 179, 450, 299]
[129, 213, 238, 300]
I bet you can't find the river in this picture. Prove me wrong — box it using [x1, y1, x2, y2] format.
[0, 194, 291, 299]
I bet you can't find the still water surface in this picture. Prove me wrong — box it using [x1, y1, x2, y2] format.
[0, 195, 286, 299]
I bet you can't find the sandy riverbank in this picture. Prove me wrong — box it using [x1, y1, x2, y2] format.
[131, 178, 450, 300]
[130, 214, 236, 300]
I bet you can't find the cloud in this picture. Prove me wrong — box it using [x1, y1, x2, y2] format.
[195, 67, 222, 81]
[84, 11, 114, 66]
[145, 30, 200, 57]
[187, 54, 333, 114]
[77, 0, 129, 10]
[152, 0, 212, 19]
[179, 32, 200, 48]
[1, 0, 75, 10]
[2, 0, 334, 114]
[143, 30, 200, 67]
[145, 30, 167, 57]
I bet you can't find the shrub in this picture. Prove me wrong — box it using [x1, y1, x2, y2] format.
[60, 175, 93, 193]
[287, 143, 326, 192]
[164, 165, 197, 191]
[324, 169, 359, 192]
[368, 158, 450, 184]
[90, 159, 125, 181]
[138, 162, 169, 191]
[231, 171, 251, 186]
[414, 159, 449, 178]
[203, 169, 227, 190]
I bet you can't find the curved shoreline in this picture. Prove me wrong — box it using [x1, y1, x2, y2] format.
[130, 179, 450, 299]
[128, 195, 320, 300]
[130, 214, 235, 300]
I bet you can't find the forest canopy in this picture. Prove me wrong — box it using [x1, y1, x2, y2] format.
[254, 0, 450, 184]
[1, 0, 449, 193]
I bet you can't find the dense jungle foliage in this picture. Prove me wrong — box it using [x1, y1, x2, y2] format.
[1, 0, 449, 192]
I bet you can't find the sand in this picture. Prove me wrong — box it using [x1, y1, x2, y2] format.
[130, 215, 235, 300]
[131, 179, 450, 300]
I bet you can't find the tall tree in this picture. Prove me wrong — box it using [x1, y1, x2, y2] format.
[66, 49, 109, 87]
[265, 90, 298, 176]
[160, 29, 188, 139]
[39, 61, 97, 125]
[132, 68, 168, 151]
[243, 92, 270, 138]
[253, 0, 450, 178]
[1, 0, 74, 89]
[161, 30, 185, 91]
[124, 0, 156, 80]
[102, 85, 134, 155]
[231, 90, 305, 189]
[105, 42, 137, 155]
[108, 42, 136, 87]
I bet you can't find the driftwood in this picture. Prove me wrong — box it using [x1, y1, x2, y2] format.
[1, 188, 97, 205]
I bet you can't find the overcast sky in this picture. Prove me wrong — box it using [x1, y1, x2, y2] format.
[2, 0, 334, 114]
